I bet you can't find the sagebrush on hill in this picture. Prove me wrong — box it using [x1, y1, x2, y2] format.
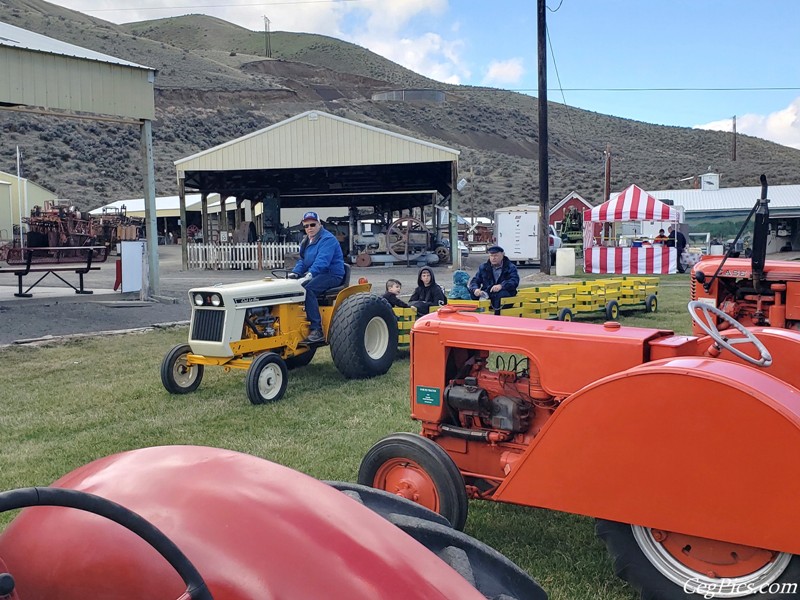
[2, 0, 799, 214]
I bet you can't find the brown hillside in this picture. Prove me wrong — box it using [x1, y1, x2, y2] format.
[2, 0, 800, 216]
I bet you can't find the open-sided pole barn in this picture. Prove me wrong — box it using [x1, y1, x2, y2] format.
[174, 110, 462, 269]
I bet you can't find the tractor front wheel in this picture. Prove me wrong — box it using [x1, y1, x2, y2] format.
[329, 293, 398, 379]
[161, 344, 204, 394]
[245, 352, 288, 404]
[597, 519, 799, 599]
[358, 432, 468, 531]
[285, 347, 316, 370]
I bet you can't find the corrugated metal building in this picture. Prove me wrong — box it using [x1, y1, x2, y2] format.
[0, 21, 154, 120]
[174, 110, 462, 267]
[650, 184, 800, 221]
[0, 170, 56, 240]
[0, 21, 161, 292]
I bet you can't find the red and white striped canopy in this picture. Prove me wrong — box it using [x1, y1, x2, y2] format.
[584, 184, 680, 222]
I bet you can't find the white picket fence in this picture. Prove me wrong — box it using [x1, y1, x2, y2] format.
[187, 242, 300, 270]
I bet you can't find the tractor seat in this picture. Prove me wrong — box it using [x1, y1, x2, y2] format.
[319, 264, 351, 305]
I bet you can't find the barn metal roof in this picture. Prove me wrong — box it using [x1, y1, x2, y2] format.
[647, 184, 800, 219]
[0, 21, 150, 70]
[175, 110, 460, 212]
[608, 184, 800, 220]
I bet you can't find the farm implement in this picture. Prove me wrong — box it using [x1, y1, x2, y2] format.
[396, 276, 658, 345]
[361, 300, 800, 599]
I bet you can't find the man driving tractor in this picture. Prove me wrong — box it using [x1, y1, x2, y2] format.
[289, 211, 346, 344]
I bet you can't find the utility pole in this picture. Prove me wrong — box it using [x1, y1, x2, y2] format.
[731, 115, 737, 161]
[604, 144, 612, 202]
[537, 0, 550, 274]
[263, 16, 272, 58]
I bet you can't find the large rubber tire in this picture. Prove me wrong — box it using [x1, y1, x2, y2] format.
[605, 299, 620, 320]
[326, 482, 546, 600]
[329, 293, 397, 379]
[358, 432, 468, 531]
[597, 519, 800, 599]
[161, 344, 204, 394]
[245, 352, 288, 404]
[646, 294, 658, 313]
[285, 346, 316, 370]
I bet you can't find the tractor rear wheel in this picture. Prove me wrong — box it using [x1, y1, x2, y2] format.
[245, 352, 288, 404]
[326, 482, 546, 600]
[329, 293, 397, 379]
[161, 344, 204, 394]
[285, 347, 316, 370]
[358, 432, 468, 531]
[605, 300, 620, 320]
[646, 294, 658, 313]
[597, 519, 800, 599]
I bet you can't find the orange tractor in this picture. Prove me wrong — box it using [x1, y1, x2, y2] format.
[692, 175, 800, 332]
[359, 302, 800, 599]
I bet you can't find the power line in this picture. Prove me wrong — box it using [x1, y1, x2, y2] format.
[513, 86, 800, 93]
[545, 23, 577, 140]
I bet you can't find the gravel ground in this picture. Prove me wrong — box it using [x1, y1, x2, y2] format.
[0, 246, 567, 347]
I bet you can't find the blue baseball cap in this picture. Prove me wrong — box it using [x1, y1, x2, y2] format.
[302, 211, 320, 222]
[488, 245, 504, 253]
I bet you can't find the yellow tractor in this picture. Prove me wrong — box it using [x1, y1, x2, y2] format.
[160, 266, 398, 403]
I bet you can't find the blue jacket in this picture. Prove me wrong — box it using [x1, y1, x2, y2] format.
[292, 226, 345, 280]
[468, 257, 519, 296]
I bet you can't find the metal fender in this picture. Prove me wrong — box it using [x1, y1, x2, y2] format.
[494, 358, 800, 555]
[0, 446, 487, 600]
[697, 326, 800, 391]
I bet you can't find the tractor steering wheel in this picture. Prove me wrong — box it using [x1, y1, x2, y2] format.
[688, 301, 772, 367]
[0, 487, 213, 600]
[271, 269, 293, 279]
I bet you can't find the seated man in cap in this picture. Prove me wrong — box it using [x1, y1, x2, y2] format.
[289, 211, 346, 343]
[468, 245, 520, 313]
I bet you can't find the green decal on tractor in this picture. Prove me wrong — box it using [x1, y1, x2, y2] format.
[416, 386, 441, 406]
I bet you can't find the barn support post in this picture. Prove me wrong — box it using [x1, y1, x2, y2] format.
[235, 197, 242, 232]
[220, 195, 228, 237]
[450, 163, 461, 269]
[140, 119, 160, 295]
[201, 192, 209, 257]
[178, 176, 188, 270]
[348, 206, 358, 257]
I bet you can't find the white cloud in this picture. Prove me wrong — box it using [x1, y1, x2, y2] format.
[695, 97, 800, 150]
[482, 58, 524, 86]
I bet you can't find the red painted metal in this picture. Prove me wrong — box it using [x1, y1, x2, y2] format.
[405, 310, 800, 556]
[0, 446, 486, 600]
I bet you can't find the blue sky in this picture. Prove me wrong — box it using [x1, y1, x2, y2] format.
[51, 0, 800, 149]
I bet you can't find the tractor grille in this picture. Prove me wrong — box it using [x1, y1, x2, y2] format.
[191, 309, 225, 342]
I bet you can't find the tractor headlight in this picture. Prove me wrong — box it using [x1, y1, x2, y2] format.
[193, 293, 204, 306]
[211, 294, 222, 307]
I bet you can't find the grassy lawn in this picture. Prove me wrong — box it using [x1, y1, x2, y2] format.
[0, 275, 693, 600]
